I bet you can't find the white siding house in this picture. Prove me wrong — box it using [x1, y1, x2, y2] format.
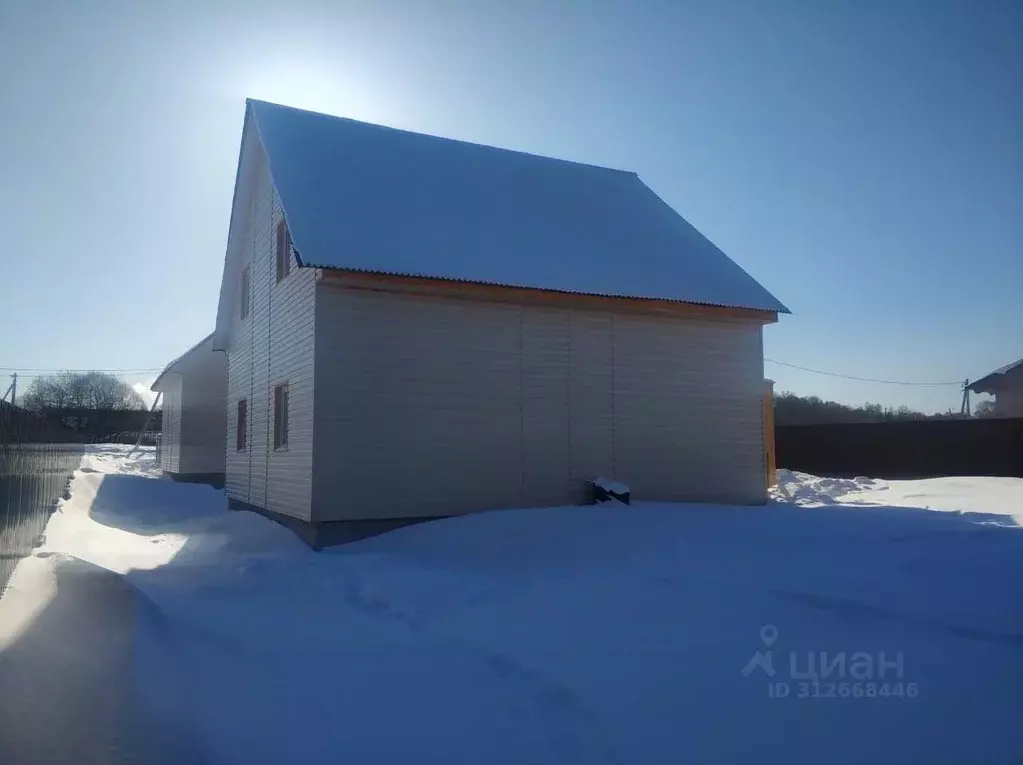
[151, 334, 228, 484]
[212, 100, 788, 545]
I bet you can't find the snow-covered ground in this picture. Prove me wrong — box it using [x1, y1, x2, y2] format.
[1, 446, 1022, 764]
[773, 468, 1023, 521]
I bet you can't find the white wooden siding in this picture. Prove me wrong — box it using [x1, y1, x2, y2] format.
[312, 291, 521, 520]
[223, 128, 316, 521]
[613, 315, 765, 502]
[177, 352, 227, 475]
[566, 312, 616, 501]
[311, 286, 766, 521]
[157, 376, 182, 474]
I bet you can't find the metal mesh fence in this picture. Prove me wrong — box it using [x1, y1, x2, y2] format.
[0, 401, 85, 593]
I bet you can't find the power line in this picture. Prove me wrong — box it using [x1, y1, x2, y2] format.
[2, 360, 963, 387]
[0, 367, 162, 374]
[8, 373, 152, 379]
[764, 358, 961, 387]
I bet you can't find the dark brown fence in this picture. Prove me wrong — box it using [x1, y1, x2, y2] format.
[37, 408, 161, 443]
[776, 417, 1023, 479]
[0, 401, 85, 593]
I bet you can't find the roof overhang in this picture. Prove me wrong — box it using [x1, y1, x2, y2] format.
[151, 334, 216, 391]
[316, 268, 780, 325]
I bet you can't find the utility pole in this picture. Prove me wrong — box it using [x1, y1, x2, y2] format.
[128, 390, 162, 458]
[2, 373, 15, 405]
[960, 379, 971, 417]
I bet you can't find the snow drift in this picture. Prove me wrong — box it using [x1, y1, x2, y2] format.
[1, 447, 1022, 764]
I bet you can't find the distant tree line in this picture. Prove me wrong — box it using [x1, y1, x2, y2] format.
[21, 371, 145, 411]
[775, 392, 996, 426]
[19, 372, 156, 441]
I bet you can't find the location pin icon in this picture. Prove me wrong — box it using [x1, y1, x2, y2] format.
[760, 624, 778, 646]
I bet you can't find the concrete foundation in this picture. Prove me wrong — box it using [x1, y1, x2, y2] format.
[227, 498, 442, 549]
[166, 472, 226, 491]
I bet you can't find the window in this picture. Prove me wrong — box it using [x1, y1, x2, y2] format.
[275, 219, 292, 283]
[236, 399, 248, 451]
[240, 267, 251, 319]
[273, 383, 289, 450]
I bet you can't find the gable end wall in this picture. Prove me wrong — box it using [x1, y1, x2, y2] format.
[223, 132, 316, 521]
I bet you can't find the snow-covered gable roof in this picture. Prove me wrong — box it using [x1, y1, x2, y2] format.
[968, 357, 1023, 394]
[151, 334, 215, 392]
[245, 100, 787, 314]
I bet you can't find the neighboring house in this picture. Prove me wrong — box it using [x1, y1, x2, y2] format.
[151, 334, 227, 486]
[211, 99, 789, 545]
[969, 358, 1023, 417]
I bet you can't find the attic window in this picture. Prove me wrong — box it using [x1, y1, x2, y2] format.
[240, 267, 251, 319]
[276, 219, 292, 284]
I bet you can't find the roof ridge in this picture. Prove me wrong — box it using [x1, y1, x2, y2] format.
[246, 98, 637, 177]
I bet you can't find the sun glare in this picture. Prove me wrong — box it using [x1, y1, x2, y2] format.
[233, 60, 381, 123]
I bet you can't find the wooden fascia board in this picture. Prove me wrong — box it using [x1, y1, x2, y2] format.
[314, 268, 779, 325]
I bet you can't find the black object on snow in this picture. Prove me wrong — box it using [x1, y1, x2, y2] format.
[590, 476, 631, 505]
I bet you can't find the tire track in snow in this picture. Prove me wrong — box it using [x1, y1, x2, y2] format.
[776, 589, 1023, 647]
[336, 564, 622, 765]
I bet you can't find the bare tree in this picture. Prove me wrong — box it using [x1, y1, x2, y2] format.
[974, 400, 997, 419]
[22, 372, 145, 411]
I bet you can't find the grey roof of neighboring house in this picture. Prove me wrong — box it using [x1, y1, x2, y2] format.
[151, 334, 215, 391]
[246, 99, 789, 314]
[968, 357, 1023, 394]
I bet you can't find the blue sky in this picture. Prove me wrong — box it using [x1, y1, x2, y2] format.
[1, 0, 1019, 412]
